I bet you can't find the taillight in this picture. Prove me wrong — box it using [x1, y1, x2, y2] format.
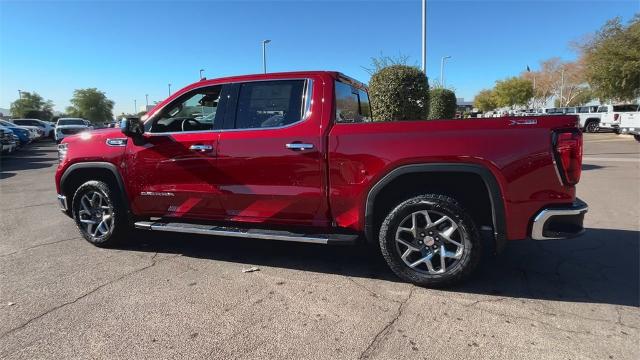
[553, 130, 583, 186]
[614, 114, 620, 122]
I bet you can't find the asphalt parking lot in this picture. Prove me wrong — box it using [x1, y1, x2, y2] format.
[1, 134, 638, 360]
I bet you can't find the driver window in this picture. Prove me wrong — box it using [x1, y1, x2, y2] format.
[148, 85, 222, 133]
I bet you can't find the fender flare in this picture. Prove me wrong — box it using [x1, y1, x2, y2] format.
[364, 163, 507, 252]
[60, 162, 133, 223]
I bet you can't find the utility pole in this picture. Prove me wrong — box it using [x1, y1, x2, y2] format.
[199, 69, 205, 80]
[262, 40, 271, 74]
[18, 89, 22, 99]
[421, 0, 427, 75]
[134, 99, 137, 114]
[168, 83, 172, 96]
[440, 56, 451, 88]
[145, 94, 149, 109]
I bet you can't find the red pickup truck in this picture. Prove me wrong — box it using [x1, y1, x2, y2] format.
[55, 71, 587, 287]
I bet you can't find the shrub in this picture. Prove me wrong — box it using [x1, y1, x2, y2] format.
[428, 88, 457, 119]
[368, 65, 429, 121]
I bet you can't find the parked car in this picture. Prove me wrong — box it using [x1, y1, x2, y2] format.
[599, 104, 640, 133]
[0, 125, 18, 154]
[574, 105, 602, 133]
[0, 120, 38, 144]
[12, 118, 55, 139]
[54, 71, 587, 287]
[55, 118, 91, 143]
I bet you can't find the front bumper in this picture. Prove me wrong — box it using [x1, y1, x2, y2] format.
[57, 194, 68, 212]
[531, 199, 588, 240]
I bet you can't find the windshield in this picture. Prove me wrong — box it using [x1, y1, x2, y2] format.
[58, 119, 86, 126]
[0, 120, 18, 128]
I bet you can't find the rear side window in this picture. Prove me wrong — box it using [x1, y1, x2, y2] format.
[335, 81, 372, 123]
[234, 80, 305, 129]
[613, 104, 639, 112]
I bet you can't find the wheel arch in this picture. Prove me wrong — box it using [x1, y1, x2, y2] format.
[364, 163, 507, 252]
[60, 162, 133, 223]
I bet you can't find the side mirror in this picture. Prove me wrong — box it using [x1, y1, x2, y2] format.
[120, 117, 144, 137]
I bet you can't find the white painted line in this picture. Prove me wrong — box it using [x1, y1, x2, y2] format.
[583, 157, 640, 163]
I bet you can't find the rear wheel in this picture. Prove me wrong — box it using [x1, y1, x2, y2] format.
[584, 120, 599, 133]
[634, 134, 640, 142]
[72, 180, 129, 247]
[378, 194, 481, 287]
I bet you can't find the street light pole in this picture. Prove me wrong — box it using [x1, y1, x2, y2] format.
[134, 99, 137, 114]
[199, 69, 205, 80]
[145, 94, 149, 108]
[440, 56, 451, 88]
[262, 39, 271, 74]
[421, 0, 427, 75]
[168, 83, 172, 96]
[560, 68, 565, 107]
[18, 89, 22, 99]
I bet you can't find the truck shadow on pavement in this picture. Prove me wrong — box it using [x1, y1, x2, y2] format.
[0, 143, 57, 178]
[118, 227, 638, 307]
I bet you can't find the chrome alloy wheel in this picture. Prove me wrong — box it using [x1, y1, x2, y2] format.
[77, 190, 114, 239]
[395, 210, 466, 275]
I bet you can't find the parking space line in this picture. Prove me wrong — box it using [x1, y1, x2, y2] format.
[583, 157, 640, 163]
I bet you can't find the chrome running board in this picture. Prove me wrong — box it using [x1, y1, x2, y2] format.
[134, 221, 357, 245]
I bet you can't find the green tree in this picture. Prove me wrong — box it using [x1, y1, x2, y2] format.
[493, 77, 534, 108]
[428, 88, 457, 119]
[474, 89, 498, 112]
[368, 65, 429, 121]
[580, 16, 640, 101]
[363, 52, 414, 75]
[66, 88, 114, 123]
[9, 92, 54, 120]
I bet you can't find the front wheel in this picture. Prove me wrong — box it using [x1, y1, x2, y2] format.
[378, 194, 481, 287]
[72, 180, 129, 247]
[634, 134, 640, 142]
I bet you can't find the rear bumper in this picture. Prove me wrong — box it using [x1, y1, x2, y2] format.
[531, 198, 588, 240]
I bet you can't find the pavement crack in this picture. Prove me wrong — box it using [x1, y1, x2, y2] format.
[3, 202, 57, 211]
[358, 286, 414, 359]
[0, 237, 80, 257]
[0, 253, 180, 339]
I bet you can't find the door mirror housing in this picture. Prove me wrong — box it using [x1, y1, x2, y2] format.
[120, 117, 144, 137]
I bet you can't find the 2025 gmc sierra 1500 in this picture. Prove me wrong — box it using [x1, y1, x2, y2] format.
[55, 71, 588, 287]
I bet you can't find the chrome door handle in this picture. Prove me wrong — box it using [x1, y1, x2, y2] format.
[189, 144, 213, 152]
[285, 143, 314, 151]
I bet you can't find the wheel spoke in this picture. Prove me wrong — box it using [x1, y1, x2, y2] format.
[410, 253, 433, 268]
[80, 219, 96, 224]
[397, 238, 420, 252]
[439, 245, 447, 272]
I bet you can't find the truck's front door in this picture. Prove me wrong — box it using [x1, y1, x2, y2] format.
[216, 78, 329, 226]
[124, 84, 232, 220]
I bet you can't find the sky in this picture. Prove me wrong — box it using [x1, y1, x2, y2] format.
[0, 0, 638, 116]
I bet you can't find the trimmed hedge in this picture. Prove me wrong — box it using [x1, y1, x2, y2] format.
[428, 88, 457, 119]
[368, 65, 429, 121]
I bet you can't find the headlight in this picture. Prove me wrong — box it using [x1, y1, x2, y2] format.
[58, 143, 68, 162]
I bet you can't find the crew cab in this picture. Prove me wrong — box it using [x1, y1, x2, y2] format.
[54, 71, 588, 287]
[598, 104, 640, 133]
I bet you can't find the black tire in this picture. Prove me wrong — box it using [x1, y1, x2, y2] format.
[634, 134, 640, 142]
[584, 120, 599, 133]
[72, 180, 129, 247]
[378, 194, 481, 287]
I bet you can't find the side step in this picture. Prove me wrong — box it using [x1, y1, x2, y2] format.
[134, 221, 358, 245]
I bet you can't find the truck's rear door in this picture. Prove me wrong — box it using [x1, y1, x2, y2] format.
[215, 78, 329, 226]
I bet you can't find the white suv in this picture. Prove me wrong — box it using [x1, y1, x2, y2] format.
[12, 118, 55, 139]
[574, 106, 602, 133]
